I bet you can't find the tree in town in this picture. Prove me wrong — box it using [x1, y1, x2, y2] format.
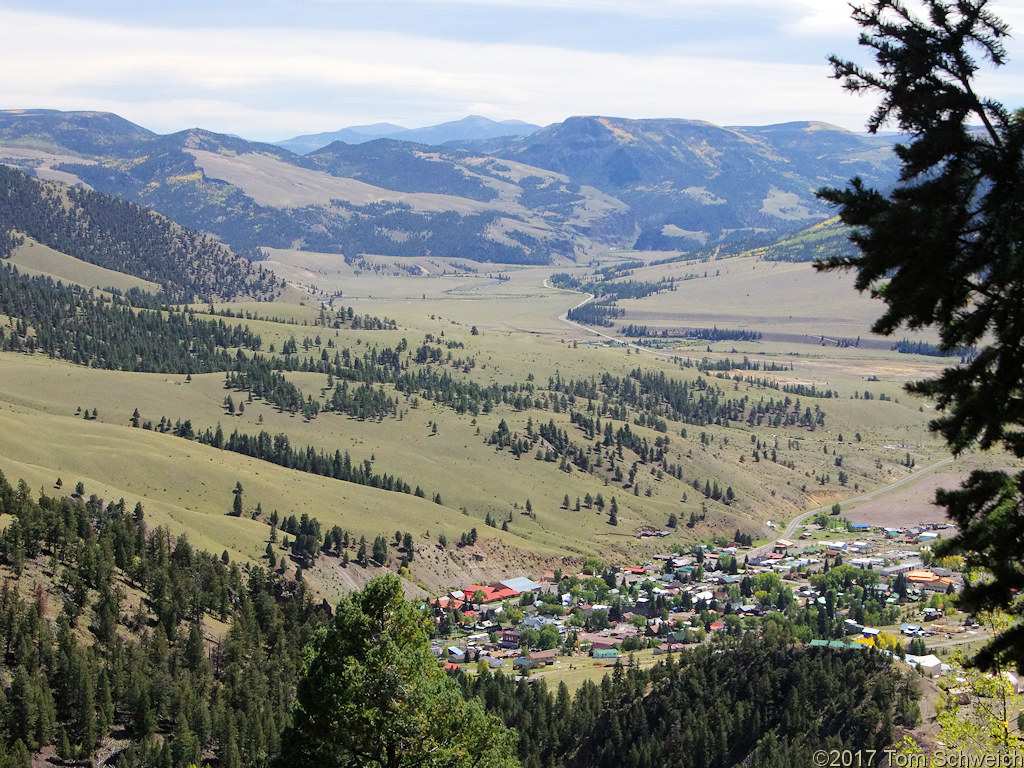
[818, 0, 1024, 670]
[277, 575, 519, 768]
[538, 624, 560, 650]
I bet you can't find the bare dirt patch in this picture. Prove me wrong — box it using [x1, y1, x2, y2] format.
[844, 459, 1005, 528]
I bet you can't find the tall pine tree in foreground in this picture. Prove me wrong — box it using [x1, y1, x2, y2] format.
[277, 574, 519, 768]
[818, 0, 1024, 670]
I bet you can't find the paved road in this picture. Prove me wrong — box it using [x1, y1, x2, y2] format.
[544, 277, 958, 554]
[748, 456, 956, 559]
[547, 279, 669, 355]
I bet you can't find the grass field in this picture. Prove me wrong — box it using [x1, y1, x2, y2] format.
[0, 243, 968, 594]
[8, 235, 160, 293]
[526, 648, 662, 692]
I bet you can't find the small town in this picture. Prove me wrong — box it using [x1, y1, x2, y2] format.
[4, 1, 1023, 764]
[427, 516, 996, 692]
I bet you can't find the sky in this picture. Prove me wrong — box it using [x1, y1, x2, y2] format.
[3, 0, 1024, 142]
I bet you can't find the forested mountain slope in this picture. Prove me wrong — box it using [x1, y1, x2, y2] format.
[0, 166, 282, 302]
[0, 110, 897, 263]
[0, 469, 920, 768]
[473, 117, 897, 251]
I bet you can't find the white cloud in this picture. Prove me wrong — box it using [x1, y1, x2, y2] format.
[2, 5, 994, 139]
[307, 0, 837, 16]
[782, 0, 860, 37]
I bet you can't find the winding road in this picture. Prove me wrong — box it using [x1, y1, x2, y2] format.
[747, 455, 955, 559]
[548, 276, 954, 552]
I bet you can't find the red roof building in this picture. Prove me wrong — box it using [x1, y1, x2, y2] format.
[463, 584, 521, 604]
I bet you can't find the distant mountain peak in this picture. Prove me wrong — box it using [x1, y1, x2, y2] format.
[273, 115, 541, 154]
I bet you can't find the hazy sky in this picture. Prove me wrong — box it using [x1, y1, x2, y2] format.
[4, 0, 1024, 141]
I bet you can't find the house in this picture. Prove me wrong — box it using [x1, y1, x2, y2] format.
[501, 577, 545, 593]
[882, 562, 922, 579]
[499, 629, 521, 648]
[654, 643, 687, 654]
[905, 653, 943, 677]
[920, 577, 957, 594]
[464, 583, 520, 604]
[593, 648, 619, 659]
[844, 619, 865, 635]
[527, 649, 558, 666]
[432, 595, 467, 612]
[810, 639, 866, 650]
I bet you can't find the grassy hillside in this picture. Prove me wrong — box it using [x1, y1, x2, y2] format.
[0, 255, 950, 592]
[6, 235, 160, 293]
[0, 172, 959, 596]
[0, 366, 565, 598]
[0, 165, 281, 301]
[0, 110, 899, 265]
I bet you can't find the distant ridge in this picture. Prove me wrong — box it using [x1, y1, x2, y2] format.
[0, 108, 155, 155]
[274, 122, 408, 154]
[0, 109, 898, 263]
[274, 115, 541, 154]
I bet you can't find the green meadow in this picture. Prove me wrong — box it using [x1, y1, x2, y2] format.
[0, 243, 957, 591]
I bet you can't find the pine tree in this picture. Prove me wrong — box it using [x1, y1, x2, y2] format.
[818, 0, 1024, 670]
[277, 575, 518, 768]
[357, 536, 367, 567]
[231, 482, 243, 517]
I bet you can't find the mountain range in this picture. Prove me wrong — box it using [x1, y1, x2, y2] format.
[0, 109, 898, 265]
[274, 115, 542, 154]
